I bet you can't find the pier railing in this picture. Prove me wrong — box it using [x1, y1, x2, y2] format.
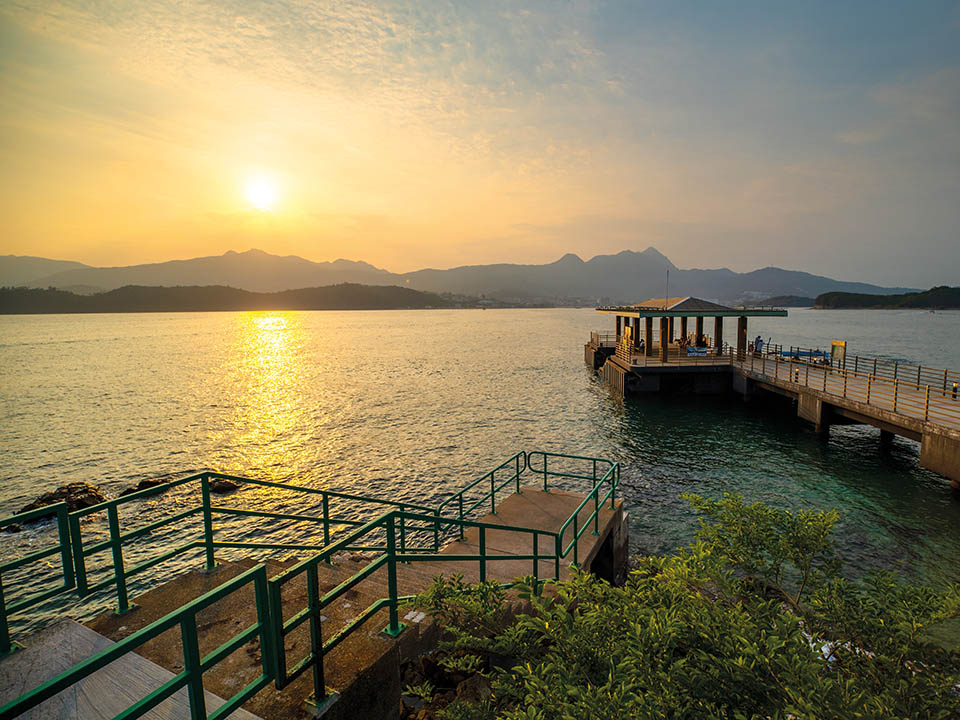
[589, 331, 617, 348]
[738, 352, 960, 428]
[0, 450, 620, 717]
[615, 339, 732, 366]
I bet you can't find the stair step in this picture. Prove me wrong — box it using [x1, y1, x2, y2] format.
[0, 619, 261, 719]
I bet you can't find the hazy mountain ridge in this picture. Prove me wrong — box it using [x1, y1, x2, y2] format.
[0, 284, 465, 314]
[0, 256, 90, 286]
[3, 248, 916, 304]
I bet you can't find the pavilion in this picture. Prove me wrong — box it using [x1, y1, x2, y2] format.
[596, 297, 788, 363]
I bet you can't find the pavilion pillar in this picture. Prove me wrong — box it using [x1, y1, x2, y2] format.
[714, 317, 723, 352]
[680, 317, 688, 342]
[695, 316, 704, 344]
[667, 317, 674, 343]
[660, 317, 669, 362]
[615, 316, 621, 341]
[645, 317, 653, 356]
[633, 318, 642, 350]
[737, 316, 747, 359]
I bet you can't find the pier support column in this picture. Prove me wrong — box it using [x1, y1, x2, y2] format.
[737, 316, 747, 359]
[696, 316, 704, 345]
[919, 427, 960, 490]
[615, 316, 621, 341]
[680, 317, 688, 342]
[668, 317, 674, 343]
[632, 318, 642, 351]
[714, 317, 723, 352]
[645, 317, 654, 356]
[659, 317, 669, 362]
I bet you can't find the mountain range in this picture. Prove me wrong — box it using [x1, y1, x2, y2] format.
[1, 248, 916, 305]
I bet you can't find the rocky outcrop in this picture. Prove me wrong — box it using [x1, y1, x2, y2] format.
[119, 478, 167, 496]
[16, 482, 107, 518]
[209, 478, 240, 494]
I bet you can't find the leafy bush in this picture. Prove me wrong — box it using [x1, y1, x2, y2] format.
[409, 494, 960, 720]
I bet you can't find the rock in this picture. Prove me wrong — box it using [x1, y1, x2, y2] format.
[17, 482, 107, 519]
[119, 478, 167, 497]
[209, 478, 240, 494]
[2, 523, 22, 534]
[455, 674, 491, 704]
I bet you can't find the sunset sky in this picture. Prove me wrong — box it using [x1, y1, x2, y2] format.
[1, 1, 958, 286]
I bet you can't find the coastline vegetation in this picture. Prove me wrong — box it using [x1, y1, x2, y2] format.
[405, 494, 960, 719]
[814, 286, 960, 309]
[0, 283, 479, 313]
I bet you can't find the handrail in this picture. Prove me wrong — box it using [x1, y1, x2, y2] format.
[0, 564, 274, 720]
[1, 450, 620, 717]
[0, 502, 74, 655]
[267, 507, 560, 709]
[436, 452, 525, 536]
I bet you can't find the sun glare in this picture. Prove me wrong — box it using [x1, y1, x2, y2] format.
[245, 176, 277, 211]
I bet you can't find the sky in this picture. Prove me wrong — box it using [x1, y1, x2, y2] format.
[1, 1, 958, 286]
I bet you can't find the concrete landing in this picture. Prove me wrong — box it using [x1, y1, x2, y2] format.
[0, 619, 261, 719]
[79, 487, 625, 720]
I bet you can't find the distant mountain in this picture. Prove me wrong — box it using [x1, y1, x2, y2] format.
[402, 249, 915, 304]
[814, 286, 960, 309]
[23, 249, 403, 293]
[0, 284, 465, 314]
[10, 247, 916, 304]
[0, 255, 90, 286]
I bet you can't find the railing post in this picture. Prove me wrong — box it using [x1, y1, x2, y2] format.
[458, 496, 464, 539]
[924, 385, 930, 421]
[541, 455, 549, 492]
[107, 505, 129, 614]
[867, 375, 872, 404]
[0, 577, 11, 656]
[180, 614, 207, 719]
[572, 515, 579, 567]
[268, 580, 287, 687]
[490, 472, 497, 515]
[253, 569, 276, 689]
[554, 535, 560, 579]
[383, 515, 405, 637]
[399, 507, 407, 557]
[69, 514, 88, 596]
[515, 453, 522, 495]
[917, 365, 922, 390]
[843, 370, 847, 398]
[854, 356, 859, 376]
[305, 564, 326, 706]
[893, 378, 899, 413]
[823, 367, 827, 392]
[805, 363, 809, 386]
[592, 489, 600, 535]
[433, 511, 440, 551]
[322, 494, 330, 548]
[479, 526, 487, 583]
[944, 369, 949, 397]
[532, 532, 539, 580]
[611, 466, 617, 509]
[894, 362, 898, 381]
[201, 475, 215, 572]
[873, 358, 877, 376]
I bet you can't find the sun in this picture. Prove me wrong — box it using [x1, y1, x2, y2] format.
[245, 176, 277, 211]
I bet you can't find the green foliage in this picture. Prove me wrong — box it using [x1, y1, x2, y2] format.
[409, 496, 960, 720]
[403, 680, 435, 702]
[682, 492, 839, 606]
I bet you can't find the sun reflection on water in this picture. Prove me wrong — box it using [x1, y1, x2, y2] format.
[222, 312, 310, 478]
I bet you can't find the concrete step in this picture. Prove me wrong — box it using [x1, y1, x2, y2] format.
[0, 619, 261, 719]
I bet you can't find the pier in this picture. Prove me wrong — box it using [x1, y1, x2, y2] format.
[587, 298, 960, 488]
[0, 451, 626, 720]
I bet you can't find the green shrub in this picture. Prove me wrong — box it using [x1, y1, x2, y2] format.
[409, 494, 959, 720]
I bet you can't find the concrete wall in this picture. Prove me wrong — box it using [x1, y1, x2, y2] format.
[919, 426, 960, 490]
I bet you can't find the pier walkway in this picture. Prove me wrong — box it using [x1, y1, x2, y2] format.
[587, 301, 960, 487]
[0, 451, 626, 720]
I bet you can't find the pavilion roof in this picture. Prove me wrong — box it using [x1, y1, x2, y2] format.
[597, 296, 787, 318]
[632, 296, 733, 312]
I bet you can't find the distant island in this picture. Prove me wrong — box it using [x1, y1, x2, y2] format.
[0, 284, 500, 314]
[814, 286, 960, 309]
[757, 295, 815, 307]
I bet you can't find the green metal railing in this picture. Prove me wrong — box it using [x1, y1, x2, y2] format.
[0, 564, 273, 720]
[267, 508, 557, 710]
[0, 450, 621, 717]
[0, 502, 75, 655]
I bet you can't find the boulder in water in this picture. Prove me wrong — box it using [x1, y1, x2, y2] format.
[17, 482, 107, 519]
[119, 478, 168, 497]
[209, 478, 240, 494]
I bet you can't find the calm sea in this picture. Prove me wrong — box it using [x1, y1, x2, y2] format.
[1, 308, 958, 632]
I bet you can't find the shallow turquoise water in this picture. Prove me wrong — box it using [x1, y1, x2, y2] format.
[0, 308, 957, 632]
